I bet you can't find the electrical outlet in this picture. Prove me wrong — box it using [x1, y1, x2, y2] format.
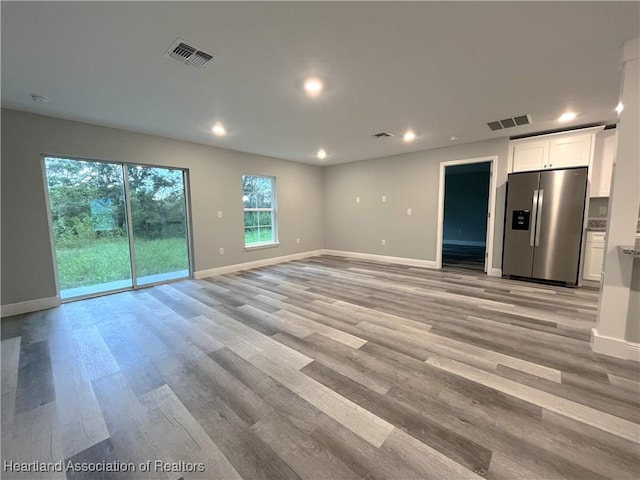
[407, 208, 412, 215]
[296, 238, 300, 244]
[219, 247, 224, 255]
[217, 211, 223, 218]
[356, 196, 360, 203]
[381, 239, 386, 246]
[382, 195, 387, 203]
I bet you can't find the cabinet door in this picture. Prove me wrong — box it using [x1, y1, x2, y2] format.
[591, 131, 617, 197]
[549, 134, 592, 169]
[583, 240, 605, 281]
[512, 141, 548, 172]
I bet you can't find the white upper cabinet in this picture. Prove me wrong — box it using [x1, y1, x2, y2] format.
[512, 141, 549, 171]
[590, 129, 617, 198]
[548, 133, 593, 169]
[509, 126, 603, 174]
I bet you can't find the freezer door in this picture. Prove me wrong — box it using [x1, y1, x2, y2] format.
[532, 168, 587, 283]
[503, 171, 540, 278]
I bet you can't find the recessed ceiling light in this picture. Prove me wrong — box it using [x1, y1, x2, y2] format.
[317, 149, 327, 159]
[615, 102, 624, 114]
[304, 78, 324, 97]
[30, 94, 49, 103]
[403, 130, 416, 142]
[557, 112, 577, 123]
[211, 122, 226, 136]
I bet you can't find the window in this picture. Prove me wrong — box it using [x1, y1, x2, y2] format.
[43, 157, 191, 300]
[243, 174, 277, 247]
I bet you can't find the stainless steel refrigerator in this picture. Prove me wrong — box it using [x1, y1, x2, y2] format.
[503, 167, 587, 285]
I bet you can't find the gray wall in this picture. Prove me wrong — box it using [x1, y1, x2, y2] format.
[1, 109, 510, 306]
[1, 109, 324, 305]
[323, 139, 509, 269]
[443, 165, 491, 244]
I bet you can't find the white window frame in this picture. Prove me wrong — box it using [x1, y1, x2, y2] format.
[242, 174, 279, 250]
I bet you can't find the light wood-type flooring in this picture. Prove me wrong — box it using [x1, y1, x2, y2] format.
[2, 255, 639, 479]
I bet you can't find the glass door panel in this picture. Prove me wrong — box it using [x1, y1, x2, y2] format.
[127, 165, 190, 286]
[44, 157, 133, 299]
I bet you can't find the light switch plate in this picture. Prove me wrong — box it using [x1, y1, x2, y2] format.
[382, 195, 387, 202]
[407, 208, 412, 215]
[219, 247, 224, 255]
[217, 211, 223, 218]
[356, 196, 360, 203]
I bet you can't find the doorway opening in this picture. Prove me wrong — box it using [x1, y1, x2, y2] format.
[436, 157, 497, 273]
[43, 156, 192, 300]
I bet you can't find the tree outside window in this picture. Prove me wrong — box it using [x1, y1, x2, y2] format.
[242, 175, 276, 246]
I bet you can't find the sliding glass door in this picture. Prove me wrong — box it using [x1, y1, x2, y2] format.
[44, 158, 133, 298]
[44, 157, 191, 300]
[127, 166, 190, 286]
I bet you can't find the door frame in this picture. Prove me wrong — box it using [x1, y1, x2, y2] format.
[41, 154, 194, 302]
[435, 155, 498, 274]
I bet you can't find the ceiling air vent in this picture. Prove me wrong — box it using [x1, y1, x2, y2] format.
[487, 114, 531, 131]
[372, 132, 394, 138]
[165, 38, 213, 68]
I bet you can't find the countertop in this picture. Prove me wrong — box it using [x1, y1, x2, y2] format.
[586, 219, 640, 233]
[586, 219, 607, 232]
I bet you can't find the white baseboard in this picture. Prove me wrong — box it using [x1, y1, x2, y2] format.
[323, 249, 438, 269]
[488, 268, 502, 277]
[194, 249, 324, 279]
[443, 240, 486, 247]
[591, 328, 640, 362]
[581, 279, 601, 289]
[1, 296, 61, 318]
[627, 342, 640, 362]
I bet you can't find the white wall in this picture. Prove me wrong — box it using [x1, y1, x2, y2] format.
[1, 109, 325, 306]
[593, 37, 640, 360]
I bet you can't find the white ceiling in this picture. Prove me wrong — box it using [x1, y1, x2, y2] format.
[2, 1, 638, 165]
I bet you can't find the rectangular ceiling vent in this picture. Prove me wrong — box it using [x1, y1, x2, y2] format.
[165, 38, 213, 68]
[487, 114, 531, 131]
[372, 132, 394, 138]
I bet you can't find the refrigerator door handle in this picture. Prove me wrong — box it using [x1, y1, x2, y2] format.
[535, 189, 544, 246]
[530, 189, 539, 247]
